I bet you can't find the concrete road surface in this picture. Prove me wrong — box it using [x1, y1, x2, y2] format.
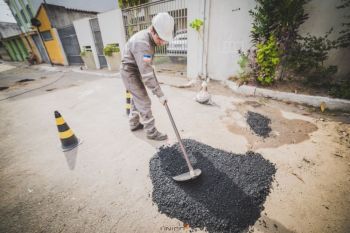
[0, 63, 349, 233]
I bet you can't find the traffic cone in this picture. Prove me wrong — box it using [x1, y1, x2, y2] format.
[126, 90, 132, 116]
[54, 111, 81, 151]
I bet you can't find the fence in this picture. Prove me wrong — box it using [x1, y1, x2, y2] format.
[121, 0, 187, 58]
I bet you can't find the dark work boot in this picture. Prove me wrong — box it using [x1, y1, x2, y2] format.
[147, 129, 168, 141]
[130, 123, 144, 131]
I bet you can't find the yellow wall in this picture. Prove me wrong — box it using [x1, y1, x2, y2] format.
[36, 5, 65, 65]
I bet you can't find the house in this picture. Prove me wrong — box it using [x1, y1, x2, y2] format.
[0, 22, 28, 61]
[32, 3, 98, 65]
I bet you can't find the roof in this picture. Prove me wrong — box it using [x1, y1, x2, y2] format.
[0, 22, 21, 39]
[34, 3, 98, 19]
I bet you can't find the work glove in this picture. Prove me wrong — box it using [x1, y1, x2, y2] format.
[159, 95, 167, 105]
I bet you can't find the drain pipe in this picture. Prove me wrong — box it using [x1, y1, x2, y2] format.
[201, 0, 211, 81]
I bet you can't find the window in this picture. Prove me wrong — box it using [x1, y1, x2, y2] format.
[41, 31, 53, 41]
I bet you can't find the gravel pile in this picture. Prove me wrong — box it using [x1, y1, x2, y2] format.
[246, 111, 272, 138]
[149, 139, 276, 233]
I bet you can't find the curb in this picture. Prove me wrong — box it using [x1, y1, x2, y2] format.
[224, 81, 350, 111]
[71, 68, 119, 77]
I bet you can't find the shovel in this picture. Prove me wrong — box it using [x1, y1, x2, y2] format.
[164, 102, 202, 182]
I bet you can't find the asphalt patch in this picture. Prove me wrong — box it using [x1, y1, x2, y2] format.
[246, 111, 272, 138]
[149, 139, 276, 233]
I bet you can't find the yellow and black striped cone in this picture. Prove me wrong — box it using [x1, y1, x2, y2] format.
[126, 90, 131, 116]
[55, 111, 81, 151]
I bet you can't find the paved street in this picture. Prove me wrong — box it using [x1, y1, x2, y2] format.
[0, 62, 349, 233]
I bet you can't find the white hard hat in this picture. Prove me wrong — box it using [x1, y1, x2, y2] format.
[152, 12, 174, 42]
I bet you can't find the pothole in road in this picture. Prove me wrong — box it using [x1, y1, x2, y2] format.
[16, 79, 35, 83]
[223, 101, 318, 149]
[0, 86, 9, 91]
[150, 139, 276, 233]
[246, 111, 272, 138]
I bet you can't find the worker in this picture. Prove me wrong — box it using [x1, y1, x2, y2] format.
[120, 12, 174, 141]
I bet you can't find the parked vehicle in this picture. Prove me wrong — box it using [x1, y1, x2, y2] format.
[167, 30, 187, 62]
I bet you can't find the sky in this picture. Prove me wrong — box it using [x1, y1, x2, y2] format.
[0, 0, 16, 23]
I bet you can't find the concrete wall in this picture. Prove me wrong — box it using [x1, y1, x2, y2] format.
[188, 0, 350, 81]
[97, 9, 126, 55]
[73, 17, 100, 69]
[206, 0, 255, 81]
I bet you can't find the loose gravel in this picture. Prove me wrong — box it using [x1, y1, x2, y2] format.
[149, 139, 276, 233]
[246, 111, 272, 138]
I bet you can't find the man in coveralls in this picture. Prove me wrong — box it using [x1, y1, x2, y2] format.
[120, 12, 174, 141]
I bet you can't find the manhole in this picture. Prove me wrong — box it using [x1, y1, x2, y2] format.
[150, 139, 276, 233]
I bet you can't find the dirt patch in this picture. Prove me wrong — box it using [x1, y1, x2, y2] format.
[150, 139, 276, 233]
[223, 101, 318, 149]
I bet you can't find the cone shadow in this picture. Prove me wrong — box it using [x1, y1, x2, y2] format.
[63, 146, 78, 170]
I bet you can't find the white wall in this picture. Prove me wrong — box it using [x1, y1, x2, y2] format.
[73, 17, 100, 69]
[189, 0, 349, 81]
[186, 0, 205, 79]
[97, 9, 126, 55]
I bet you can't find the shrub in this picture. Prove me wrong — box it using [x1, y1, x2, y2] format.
[256, 35, 280, 85]
[103, 44, 120, 57]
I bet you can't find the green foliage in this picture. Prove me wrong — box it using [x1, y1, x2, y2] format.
[118, 0, 148, 8]
[103, 44, 120, 57]
[189, 19, 203, 32]
[336, 0, 350, 48]
[288, 30, 338, 83]
[249, 0, 309, 44]
[256, 35, 280, 85]
[249, 0, 338, 83]
[237, 49, 251, 82]
[80, 49, 86, 57]
[329, 78, 350, 100]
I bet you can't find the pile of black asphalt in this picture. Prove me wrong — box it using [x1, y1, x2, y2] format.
[149, 139, 276, 233]
[246, 111, 272, 138]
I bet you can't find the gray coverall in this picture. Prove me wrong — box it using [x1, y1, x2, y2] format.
[120, 29, 164, 136]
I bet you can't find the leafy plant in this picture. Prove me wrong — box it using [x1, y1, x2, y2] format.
[288, 30, 338, 83]
[336, 0, 350, 48]
[249, 0, 339, 83]
[256, 35, 280, 85]
[80, 49, 87, 57]
[237, 49, 252, 83]
[189, 19, 203, 32]
[103, 44, 120, 57]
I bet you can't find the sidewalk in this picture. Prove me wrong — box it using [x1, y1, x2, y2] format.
[224, 81, 350, 111]
[29, 63, 119, 77]
[13, 61, 350, 112]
